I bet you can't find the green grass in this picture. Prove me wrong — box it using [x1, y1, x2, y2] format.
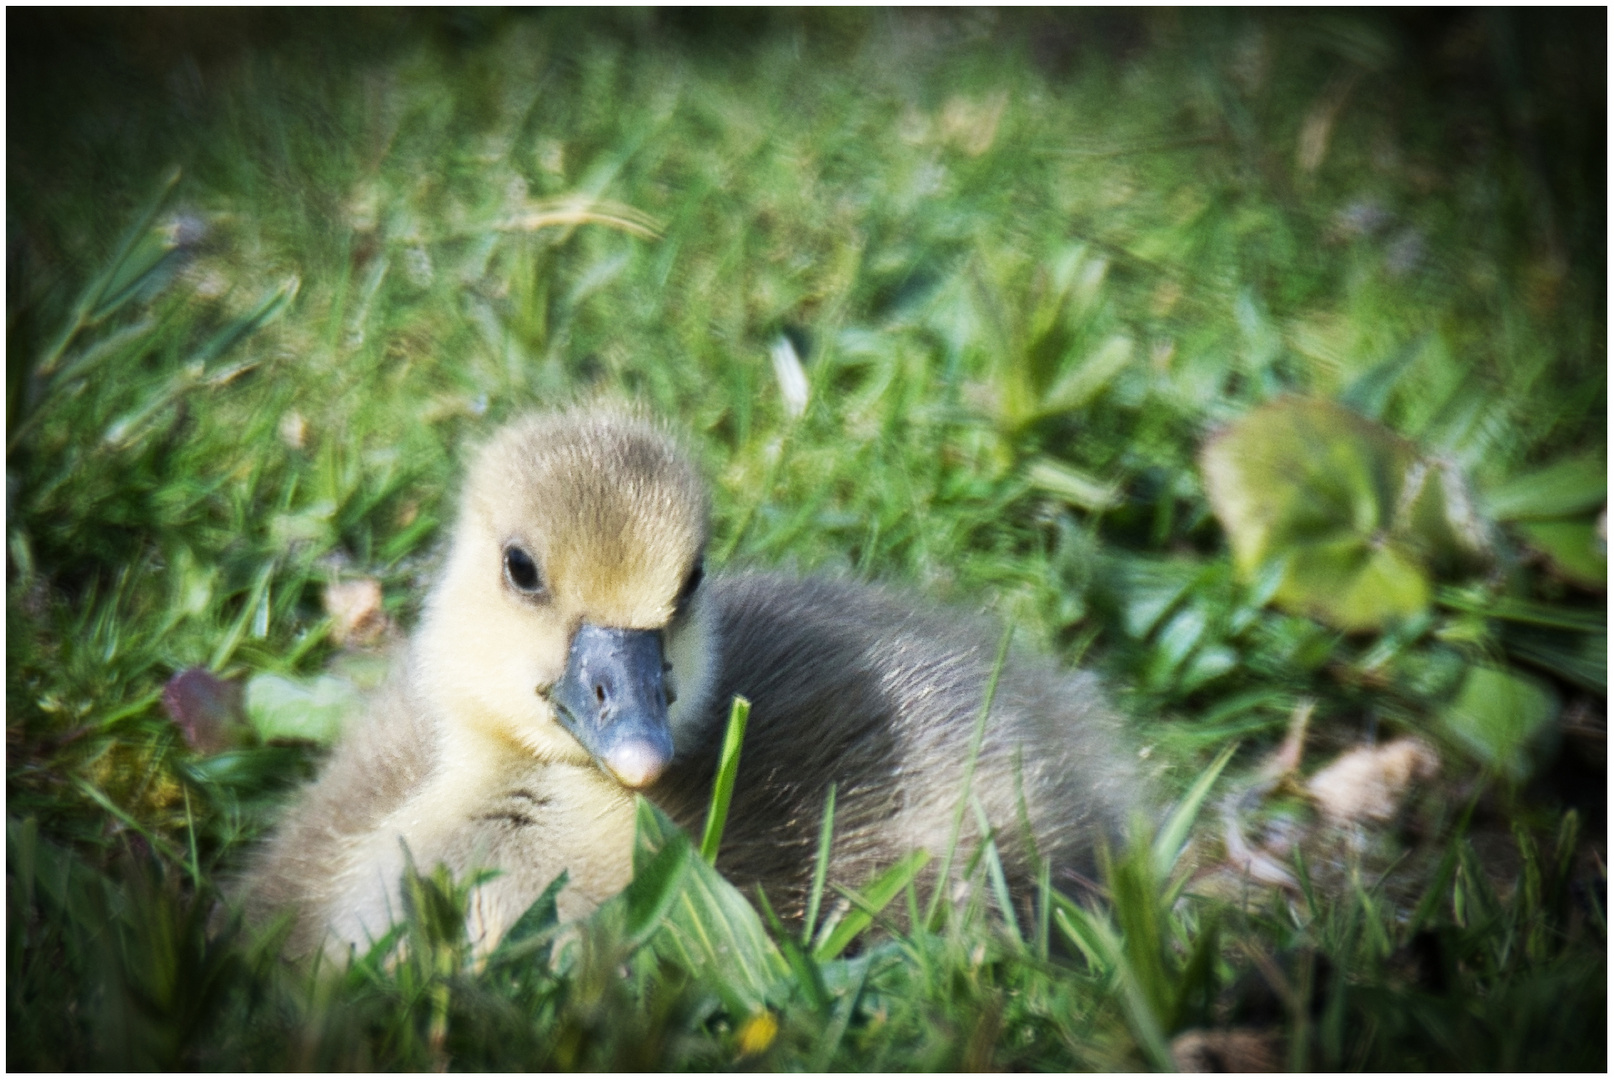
[8, 9, 1605, 1070]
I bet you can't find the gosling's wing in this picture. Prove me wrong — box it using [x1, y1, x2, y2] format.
[652, 572, 1140, 917]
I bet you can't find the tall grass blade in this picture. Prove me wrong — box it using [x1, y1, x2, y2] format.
[1035, 855, 1053, 962]
[803, 781, 836, 948]
[210, 561, 277, 671]
[971, 795, 1023, 947]
[925, 623, 1013, 930]
[36, 166, 182, 379]
[754, 884, 829, 1011]
[814, 849, 931, 962]
[1051, 898, 1108, 970]
[192, 276, 301, 367]
[1153, 741, 1237, 879]
[1052, 890, 1174, 1069]
[1436, 588, 1605, 633]
[700, 695, 751, 864]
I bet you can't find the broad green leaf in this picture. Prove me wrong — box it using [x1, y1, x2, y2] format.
[1513, 519, 1606, 588]
[176, 744, 312, 795]
[1113, 557, 1200, 639]
[486, 872, 568, 969]
[1200, 397, 1453, 630]
[621, 820, 692, 949]
[1483, 455, 1606, 522]
[632, 799, 788, 1010]
[1440, 665, 1558, 783]
[1202, 398, 1417, 573]
[1153, 605, 1208, 673]
[1403, 461, 1493, 568]
[243, 672, 362, 744]
[1178, 644, 1237, 694]
[1275, 538, 1431, 631]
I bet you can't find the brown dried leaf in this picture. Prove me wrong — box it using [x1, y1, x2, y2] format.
[1259, 698, 1313, 782]
[1306, 736, 1440, 825]
[325, 577, 389, 648]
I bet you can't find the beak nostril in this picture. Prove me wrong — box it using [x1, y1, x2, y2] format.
[594, 684, 606, 706]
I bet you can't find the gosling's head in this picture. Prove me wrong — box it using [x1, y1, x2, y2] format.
[415, 408, 712, 788]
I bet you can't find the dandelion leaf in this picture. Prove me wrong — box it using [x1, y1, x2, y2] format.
[1201, 397, 1459, 630]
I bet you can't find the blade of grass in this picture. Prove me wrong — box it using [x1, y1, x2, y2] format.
[754, 884, 829, 1012]
[191, 276, 301, 367]
[1051, 898, 1108, 971]
[1108, 843, 1172, 1032]
[35, 166, 182, 379]
[1436, 587, 1604, 633]
[71, 777, 183, 863]
[814, 849, 931, 962]
[182, 787, 203, 890]
[1408, 795, 1480, 935]
[1171, 908, 1220, 1029]
[1053, 890, 1174, 1069]
[971, 795, 1023, 948]
[1154, 741, 1237, 880]
[699, 695, 751, 864]
[924, 622, 1014, 931]
[209, 561, 277, 671]
[802, 781, 836, 948]
[1036, 854, 1053, 962]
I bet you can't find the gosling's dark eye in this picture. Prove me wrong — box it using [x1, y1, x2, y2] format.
[674, 560, 704, 615]
[503, 545, 545, 596]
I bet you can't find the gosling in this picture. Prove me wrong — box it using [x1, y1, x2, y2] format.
[241, 408, 1140, 959]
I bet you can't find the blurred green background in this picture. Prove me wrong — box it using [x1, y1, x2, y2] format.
[7, 9, 1605, 1070]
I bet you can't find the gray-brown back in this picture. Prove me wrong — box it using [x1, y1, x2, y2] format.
[649, 572, 1141, 925]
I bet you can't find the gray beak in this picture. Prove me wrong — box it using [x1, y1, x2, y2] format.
[549, 624, 673, 788]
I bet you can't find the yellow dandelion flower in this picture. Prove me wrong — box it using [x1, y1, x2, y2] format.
[737, 1010, 778, 1057]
